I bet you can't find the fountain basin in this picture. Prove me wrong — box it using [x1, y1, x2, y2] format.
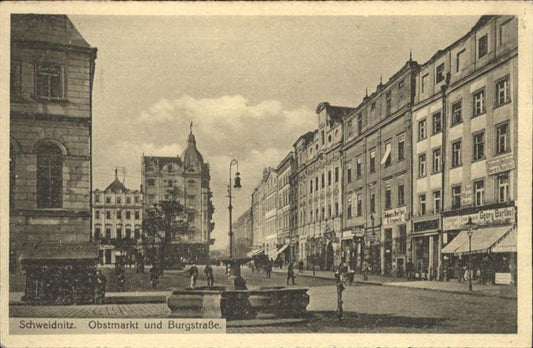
[167, 286, 309, 320]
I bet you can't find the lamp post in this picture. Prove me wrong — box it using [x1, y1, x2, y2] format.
[228, 159, 241, 275]
[464, 217, 476, 292]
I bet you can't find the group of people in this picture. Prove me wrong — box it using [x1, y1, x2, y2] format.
[187, 262, 215, 288]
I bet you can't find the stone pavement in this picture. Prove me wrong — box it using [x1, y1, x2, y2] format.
[270, 267, 517, 299]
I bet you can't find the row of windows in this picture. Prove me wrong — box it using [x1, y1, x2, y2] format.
[95, 195, 141, 204]
[347, 138, 405, 183]
[308, 167, 339, 194]
[418, 122, 510, 177]
[94, 227, 140, 240]
[417, 172, 510, 215]
[11, 61, 65, 100]
[299, 202, 340, 225]
[95, 210, 140, 220]
[418, 77, 510, 141]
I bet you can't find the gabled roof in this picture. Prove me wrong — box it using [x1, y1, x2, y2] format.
[11, 14, 95, 50]
[105, 177, 127, 193]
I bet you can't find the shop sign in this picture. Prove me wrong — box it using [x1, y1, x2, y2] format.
[383, 207, 407, 225]
[413, 219, 439, 233]
[462, 184, 473, 206]
[443, 206, 515, 230]
[495, 272, 512, 285]
[487, 153, 515, 175]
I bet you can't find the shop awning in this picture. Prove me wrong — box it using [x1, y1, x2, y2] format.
[491, 228, 516, 253]
[380, 143, 391, 164]
[442, 225, 512, 256]
[276, 244, 290, 255]
[20, 241, 99, 263]
[246, 248, 263, 257]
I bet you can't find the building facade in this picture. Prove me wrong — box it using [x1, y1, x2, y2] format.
[9, 14, 98, 301]
[141, 129, 214, 265]
[232, 208, 253, 259]
[276, 152, 296, 264]
[92, 171, 143, 264]
[293, 103, 353, 270]
[412, 15, 518, 281]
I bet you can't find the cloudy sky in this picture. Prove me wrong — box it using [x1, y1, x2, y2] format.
[69, 15, 478, 250]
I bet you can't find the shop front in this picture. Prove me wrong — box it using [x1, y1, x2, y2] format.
[382, 207, 408, 277]
[441, 205, 516, 284]
[340, 226, 364, 271]
[411, 217, 440, 280]
[365, 224, 381, 274]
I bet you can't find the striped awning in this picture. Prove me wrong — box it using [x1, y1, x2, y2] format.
[246, 248, 263, 257]
[491, 228, 516, 253]
[442, 225, 512, 256]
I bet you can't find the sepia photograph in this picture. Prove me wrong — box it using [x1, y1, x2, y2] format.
[1, 2, 531, 347]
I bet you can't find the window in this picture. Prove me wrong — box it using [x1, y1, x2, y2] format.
[452, 185, 461, 209]
[418, 119, 427, 140]
[422, 73, 429, 93]
[116, 228, 122, 240]
[385, 188, 392, 209]
[310, 210, 313, 222]
[117, 211, 122, 219]
[418, 154, 426, 177]
[356, 158, 362, 178]
[11, 61, 22, 98]
[95, 228, 101, 240]
[321, 173, 325, 188]
[36, 62, 63, 98]
[496, 122, 510, 154]
[117, 196, 121, 204]
[335, 202, 339, 217]
[328, 134, 332, 143]
[451, 101, 462, 125]
[398, 183, 405, 206]
[126, 197, 131, 204]
[478, 34, 488, 58]
[347, 203, 352, 219]
[106, 211, 111, 219]
[135, 196, 140, 203]
[327, 170, 332, 186]
[335, 167, 339, 183]
[433, 191, 441, 213]
[474, 180, 485, 206]
[398, 138, 405, 161]
[347, 120, 353, 137]
[436, 63, 445, 84]
[105, 228, 111, 240]
[135, 228, 140, 239]
[432, 112, 442, 135]
[36, 142, 63, 208]
[399, 225, 407, 254]
[497, 172, 510, 203]
[496, 77, 510, 106]
[382, 143, 392, 167]
[135, 210, 140, 219]
[126, 211, 131, 219]
[321, 207, 325, 221]
[369, 151, 376, 173]
[188, 212, 195, 223]
[456, 49, 465, 72]
[357, 194, 362, 216]
[419, 194, 426, 215]
[126, 228, 131, 239]
[473, 89, 485, 116]
[347, 167, 352, 183]
[473, 131, 485, 160]
[106, 196, 111, 203]
[452, 140, 462, 167]
[95, 194, 100, 203]
[328, 204, 332, 219]
[309, 180, 313, 193]
[357, 114, 363, 135]
[432, 148, 441, 173]
[315, 177, 318, 191]
[370, 191, 376, 213]
[371, 102, 376, 111]
[147, 178, 155, 186]
[95, 211, 100, 219]
[321, 131, 325, 145]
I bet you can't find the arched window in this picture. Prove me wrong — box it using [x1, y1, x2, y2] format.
[36, 142, 63, 208]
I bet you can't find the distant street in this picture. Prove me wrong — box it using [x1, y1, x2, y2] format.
[10, 266, 516, 333]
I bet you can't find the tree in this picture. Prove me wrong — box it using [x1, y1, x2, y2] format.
[142, 192, 188, 275]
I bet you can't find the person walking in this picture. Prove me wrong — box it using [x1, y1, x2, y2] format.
[95, 270, 107, 304]
[189, 262, 199, 288]
[298, 260, 304, 274]
[265, 260, 272, 279]
[406, 259, 414, 281]
[287, 262, 296, 285]
[117, 266, 126, 292]
[204, 263, 214, 286]
[362, 260, 369, 281]
[150, 264, 159, 289]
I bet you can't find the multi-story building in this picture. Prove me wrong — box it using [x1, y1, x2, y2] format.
[141, 128, 214, 265]
[342, 60, 418, 275]
[251, 184, 264, 252]
[263, 168, 278, 260]
[232, 208, 253, 259]
[293, 103, 353, 270]
[276, 152, 295, 264]
[92, 170, 143, 264]
[9, 14, 97, 300]
[412, 15, 518, 281]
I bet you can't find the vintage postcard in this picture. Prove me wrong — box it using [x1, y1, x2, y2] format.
[1, 1, 531, 347]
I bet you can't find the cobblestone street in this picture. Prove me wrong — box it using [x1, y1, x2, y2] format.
[11, 268, 517, 333]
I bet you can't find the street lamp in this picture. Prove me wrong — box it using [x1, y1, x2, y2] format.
[228, 159, 241, 276]
[464, 217, 477, 292]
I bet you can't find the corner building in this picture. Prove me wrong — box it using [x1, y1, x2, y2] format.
[141, 129, 214, 265]
[412, 16, 518, 281]
[293, 103, 353, 270]
[342, 61, 418, 275]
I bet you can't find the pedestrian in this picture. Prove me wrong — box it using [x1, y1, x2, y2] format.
[150, 264, 159, 289]
[287, 262, 295, 285]
[189, 262, 199, 288]
[117, 267, 126, 292]
[362, 260, 369, 281]
[406, 259, 415, 281]
[265, 261, 272, 279]
[204, 263, 214, 286]
[95, 270, 107, 304]
[298, 260, 304, 274]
